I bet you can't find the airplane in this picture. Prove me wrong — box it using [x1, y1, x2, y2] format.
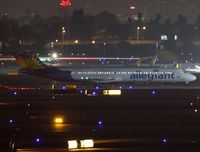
[14, 53, 197, 84]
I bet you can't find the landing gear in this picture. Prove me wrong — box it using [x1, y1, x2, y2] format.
[185, 81, 189, 87]
[49, 80, 59, 90]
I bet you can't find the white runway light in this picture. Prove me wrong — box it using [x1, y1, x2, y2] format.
[80, 139, 94, 148]
[52, 53, 58, 59]
[68, 140, 78, 149]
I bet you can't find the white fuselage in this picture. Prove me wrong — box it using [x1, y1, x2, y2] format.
[65, 67, 196, 83]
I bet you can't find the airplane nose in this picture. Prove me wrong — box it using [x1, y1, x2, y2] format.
[190, 74, 197, 81]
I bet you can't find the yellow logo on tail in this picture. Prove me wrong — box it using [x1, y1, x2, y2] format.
[15, 53, 44, 69]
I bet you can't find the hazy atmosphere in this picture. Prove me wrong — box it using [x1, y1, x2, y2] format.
[0, 0, 200, 22]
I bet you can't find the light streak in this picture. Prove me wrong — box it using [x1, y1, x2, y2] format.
[0, 57, 140, 61]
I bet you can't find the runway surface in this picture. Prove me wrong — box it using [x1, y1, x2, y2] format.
[1, 88, 200, 151]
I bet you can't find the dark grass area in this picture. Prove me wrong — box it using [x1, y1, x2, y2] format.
[1, 89, 200, 151]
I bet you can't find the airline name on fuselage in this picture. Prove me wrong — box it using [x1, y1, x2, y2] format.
[130, 71, 175, 80]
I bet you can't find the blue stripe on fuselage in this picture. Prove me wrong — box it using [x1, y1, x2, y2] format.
[29, 68, 73, 82]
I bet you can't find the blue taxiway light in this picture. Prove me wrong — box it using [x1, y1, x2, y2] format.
[62, 86, 66, 90]
[35, 138, 41, 143]
[162, 138, 167, 144]
[152, 90, 158, 96]
[98, 120, 103, 125]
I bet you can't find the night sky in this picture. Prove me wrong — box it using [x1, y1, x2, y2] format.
[0, 0, 199, 22]
[0, 0, 134, 17]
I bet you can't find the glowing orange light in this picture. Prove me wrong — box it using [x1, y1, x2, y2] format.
[54, 117, 64, 124]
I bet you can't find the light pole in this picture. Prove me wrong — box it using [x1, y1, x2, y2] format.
[61, 27, 66, 50]
[62, 27, 66, 43]
[141, 26, 146, 39]
[136, 26, 146, 40]
[136, 26, 140, 40]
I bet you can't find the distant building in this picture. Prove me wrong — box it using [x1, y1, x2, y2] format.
[18, 9, 37, 26]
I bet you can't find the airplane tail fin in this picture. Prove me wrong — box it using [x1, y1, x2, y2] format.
[14, 53, 46, 70]
[14, 53, 70, 81]
[134, 53, 158, 67]
[151, 53, 158, 65]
